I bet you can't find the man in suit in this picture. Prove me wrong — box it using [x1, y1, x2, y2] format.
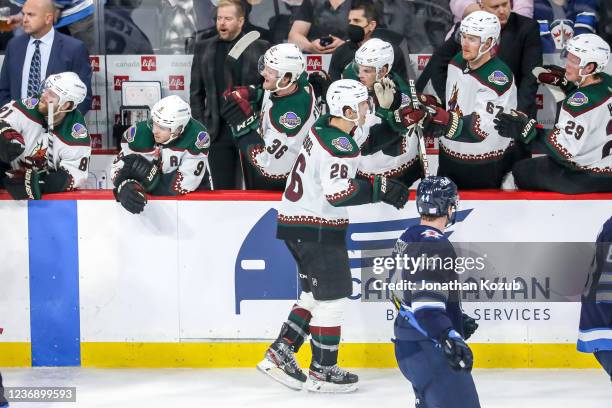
[0, 0, 92, 115]
[417, 0, 542, 119]
[190, 0, 268, 189]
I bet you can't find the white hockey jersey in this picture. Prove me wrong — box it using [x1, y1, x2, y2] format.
[542, 73, 612, 174]
[277, 114, 376, 243]
[0, 97, 91, 190]
[111, 118, 210, 195]
[238, 75, 318, 181]
[441, 53, 517, 161]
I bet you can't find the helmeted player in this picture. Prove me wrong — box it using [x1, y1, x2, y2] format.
[344, 38, 423, 187]
[495, 33, 611, 194]
[430, 11, 520, 189]
[111, 95, 210, 214]
[578, 215, 612, 381]
[0, 72, 90, 200]
[342, 38, 459, 187]
[220, 43, 318, 190]
[257, 79, 411, 393]
[391, 176, 480, 408]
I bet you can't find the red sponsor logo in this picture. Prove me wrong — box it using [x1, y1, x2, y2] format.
[91, 95, 101, 111]
[169, 75, 184, 91]
[89, 56, 100, 72]
[141, 55, 157, 71]
[306, 55, 322, 71]
[536, 94, 544, 110]
[418, 55, 431, 71]
[425, 136, 435, 149]
[114, 76, 129, 91]
[90, 134, 102, 149]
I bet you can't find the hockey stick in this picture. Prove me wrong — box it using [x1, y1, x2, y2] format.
[224, 30, 261, 92]
[223, 31, 261, 189]
[407, 79, 430, 177]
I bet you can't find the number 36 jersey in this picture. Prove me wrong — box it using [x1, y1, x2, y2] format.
[277, 114, 377, 243]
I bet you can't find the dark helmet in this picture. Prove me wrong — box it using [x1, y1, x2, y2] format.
[416, 176, 459, 226]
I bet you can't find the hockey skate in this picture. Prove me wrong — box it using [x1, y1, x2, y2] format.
[305, 361, 358, 393]
[257, 338, 306, 391]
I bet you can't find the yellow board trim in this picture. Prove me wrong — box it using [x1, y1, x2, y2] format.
[0, 343, 31, 366]
[79, 342, 600, 369]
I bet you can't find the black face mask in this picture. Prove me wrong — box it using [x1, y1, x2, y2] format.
[348, 24, 366, 43]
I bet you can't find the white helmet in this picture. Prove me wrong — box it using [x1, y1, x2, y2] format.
[460, 11, 501, 61]
[326, 79, 371, 124]
[354, 38, 394, 80]
[42, 72, 87, 112]
[258, 43, 306, 92]
[565, 34, 610, 80]
[151, 95, 191, 144]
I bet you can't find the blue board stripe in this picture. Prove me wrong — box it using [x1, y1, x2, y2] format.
[28, 200, 80, 366]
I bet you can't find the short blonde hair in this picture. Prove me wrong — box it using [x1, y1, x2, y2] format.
[217, 0, 245, 18]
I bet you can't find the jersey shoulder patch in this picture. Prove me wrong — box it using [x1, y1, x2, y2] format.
[54, 110, 90, 146]
[311, 115, 360, 157]
[171, 118, 210, 154]
[475, 57, 514, 96]
[269, 86, 315, 136]
[123, 121, 155, 152]
[562, 76, 611, 117]
[12, 97, 45, 124]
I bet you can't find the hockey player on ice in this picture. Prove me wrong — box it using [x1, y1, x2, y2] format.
[391, 176, 480, 408]
[495, 33, 611, 194]
[433, 11, 520, 189]
[111, 95, 210, 214]
[577, 215, 612, 381]
[220, 43, 318, 190]
[257, 79, 411, 393]
[0, 71, 90, 200]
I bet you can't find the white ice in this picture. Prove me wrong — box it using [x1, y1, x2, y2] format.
[1, 368, 610, 408]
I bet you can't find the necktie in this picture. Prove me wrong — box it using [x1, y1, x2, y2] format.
[27, 39, 42, 98]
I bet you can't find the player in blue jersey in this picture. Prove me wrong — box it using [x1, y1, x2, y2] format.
[578, 216, 612, 381]
[391, 176, 480, 408]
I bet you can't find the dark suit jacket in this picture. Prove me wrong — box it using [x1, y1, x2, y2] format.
[0, 31, 92, 115]
[418, 13, 542, 118]
[190, 33, 269, 141]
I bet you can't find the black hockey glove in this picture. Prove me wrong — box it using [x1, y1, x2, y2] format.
[440, 328, 473, 371]
[220, 86, 261, 138]
[113, 179, 147, 214]
[372, 175, 409, 209]
[116, 154, 161, 191]
[307, 70, 331, 102]
[0, 128, 25, 163]
[4, 168, 43, 200]
[493, 110, 538, 143]
[462, 313, 479, 340]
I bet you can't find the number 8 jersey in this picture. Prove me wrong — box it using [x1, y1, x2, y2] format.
[277, 114, 378, 243]
[0, 97, 91, 190]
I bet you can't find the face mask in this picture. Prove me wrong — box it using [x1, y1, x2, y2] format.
[348, 24, 366, 43]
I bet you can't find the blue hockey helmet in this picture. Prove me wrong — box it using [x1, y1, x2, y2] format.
[416, 176, 459, 226]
